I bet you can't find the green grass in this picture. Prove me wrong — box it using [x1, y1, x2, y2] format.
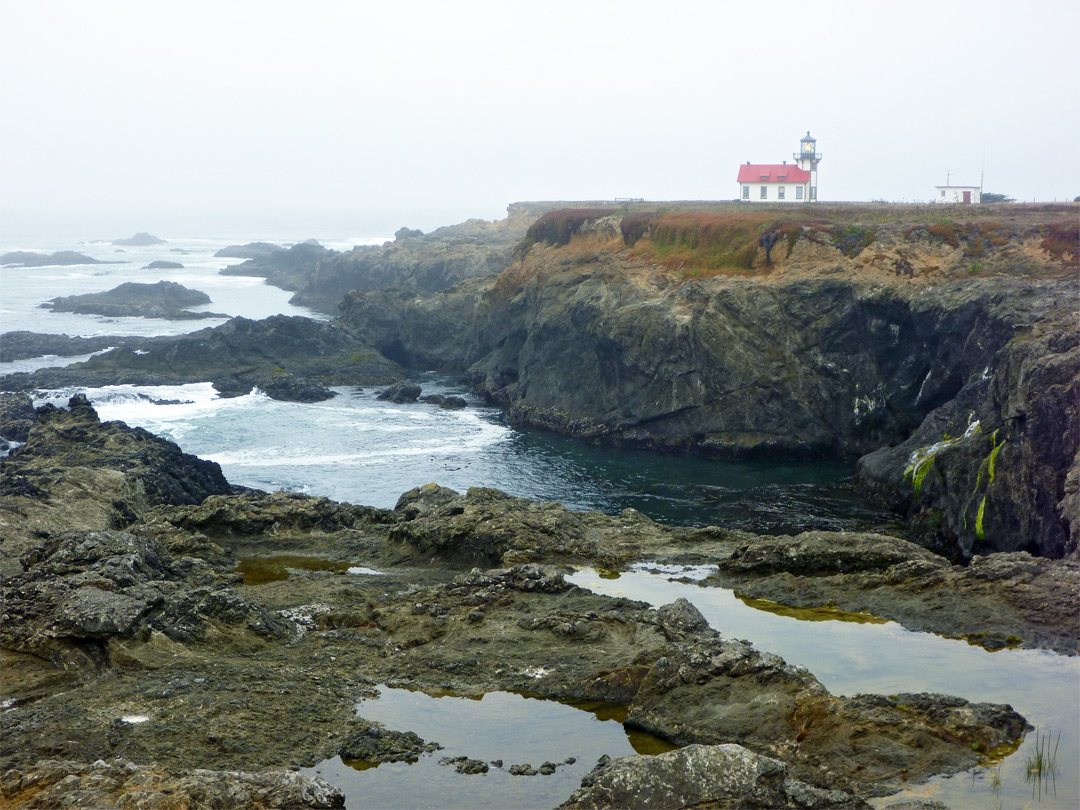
[1025, 727, 1061, 800]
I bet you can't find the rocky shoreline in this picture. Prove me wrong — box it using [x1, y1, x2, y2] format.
[2, 393, 1073, 809]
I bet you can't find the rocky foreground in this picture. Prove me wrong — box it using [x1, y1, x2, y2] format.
[3, 394, 1075, 809]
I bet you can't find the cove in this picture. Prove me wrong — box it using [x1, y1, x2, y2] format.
[568, 566, 1079, 810]
[54, 375, 898, 535]
[303, 686, 674, 810]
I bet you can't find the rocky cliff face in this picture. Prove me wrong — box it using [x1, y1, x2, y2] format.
[288, 216, 533, 312]
[340, 206, 1078, 559]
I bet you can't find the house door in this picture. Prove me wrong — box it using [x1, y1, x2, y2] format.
[963, 191, 971, 204]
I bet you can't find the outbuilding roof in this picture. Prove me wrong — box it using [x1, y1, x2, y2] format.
[737, 164, 812, 183]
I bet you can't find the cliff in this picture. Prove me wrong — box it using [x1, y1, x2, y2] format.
[339, 204, 1079, 559]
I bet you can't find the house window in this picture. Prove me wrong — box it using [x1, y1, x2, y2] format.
[778, 186, 786, 200]
[760, 185, 768, 199]
[810, 187, 817, 201]
[796, 186, 804, 200]
[742, 185, 749, 200]
[941, 190, 946, 198]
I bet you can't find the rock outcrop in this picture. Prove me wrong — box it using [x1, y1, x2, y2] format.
[339, 205, 1079, 559]
[112, 232, 165, 246]
[214, 241, 286, 259]
[0, 759, 345, 809]
[220, 240, 333, 292]
[289, 217, 532, 312]
[44, 280, 225, 320]
[0, 332, 142, 363]
[0, 315, 402, 402]
[0, 250, 107, 267]
[559, 744, 867, 809]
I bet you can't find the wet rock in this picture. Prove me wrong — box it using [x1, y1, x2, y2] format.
[440, 755, 488, 774]
[508, 763, 537, 776]
[708, 531, 1080, 654]
[420, 393, 468, 409]
[0, 529, 287, 668]
[0, 331, 145, 363]
[0, 393, 36, 443]
[389, 484, 673, 567]
[558, 744, 868, 809]
[145, 260, 184, 269]
[0, 315, 402, 402]
[154, 490, 389, 539]
[44, 280, 225, 320]
[340, 724, 441, 763]
[0, 758, 345, 809]
[624, 636, 1029, 793]
[376, 381, 422, 403]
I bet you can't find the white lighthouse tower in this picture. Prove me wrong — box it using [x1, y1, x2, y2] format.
[794, 131, 821, 201]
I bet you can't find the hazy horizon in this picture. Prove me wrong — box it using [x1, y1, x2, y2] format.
[3, 0, 1078, 241]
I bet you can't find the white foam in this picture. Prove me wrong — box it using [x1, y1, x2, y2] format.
[347, 566, 386, 576]
[121, 714, 150, 724]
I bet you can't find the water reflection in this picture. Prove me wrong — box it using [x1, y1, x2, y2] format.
[568, 566, 1079, 810]
[304, 686, 673, 809]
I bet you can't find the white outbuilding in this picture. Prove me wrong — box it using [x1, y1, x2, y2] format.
[933, 185, 982, 204]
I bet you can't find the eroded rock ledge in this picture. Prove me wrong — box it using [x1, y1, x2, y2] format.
[0, 395, 1052, 809]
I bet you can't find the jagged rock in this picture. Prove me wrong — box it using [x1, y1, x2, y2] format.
[0, 331, 143, 363]
[0, 315, 402, 402]
[290, 217, 532, 313]
[338, 216, 1077, 562]
[376, 381, 421, 403]
[0, 758, 345, 809]
[340, 724, 441, 763]
[0, 529, 286, 669]
[44, 280, 224, 320]
[0, 393, 36, 443]
[558, 744, 868, 809]
[389, 485, 672, 567]
[420, 393, 467, 409]
[220, 241, 332, 290]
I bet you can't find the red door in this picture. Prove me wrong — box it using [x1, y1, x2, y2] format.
[963, 191, 972, 204]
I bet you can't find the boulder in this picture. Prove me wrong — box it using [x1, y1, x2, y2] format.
[558, 744, 867, 809]
[376, 381, 422, 403]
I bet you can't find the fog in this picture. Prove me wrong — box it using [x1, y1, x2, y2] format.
[2, 0, 1077, 239]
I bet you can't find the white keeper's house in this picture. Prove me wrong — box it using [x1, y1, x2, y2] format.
[738, 131, 820, 203]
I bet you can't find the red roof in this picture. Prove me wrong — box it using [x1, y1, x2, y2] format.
[737, 163, 811, 183]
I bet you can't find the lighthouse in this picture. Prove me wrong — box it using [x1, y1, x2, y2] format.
[737, 131, 821, 203]
[794, 131, 821, 201]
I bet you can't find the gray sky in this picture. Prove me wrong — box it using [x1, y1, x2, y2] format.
[3, 0, 1078, 239]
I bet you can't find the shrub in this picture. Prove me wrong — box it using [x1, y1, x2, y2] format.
[524, 208, 615, 248]
[1038, 220, 1079, 263]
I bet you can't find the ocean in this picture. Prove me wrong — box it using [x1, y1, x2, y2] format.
[0, 231, 891, 533]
